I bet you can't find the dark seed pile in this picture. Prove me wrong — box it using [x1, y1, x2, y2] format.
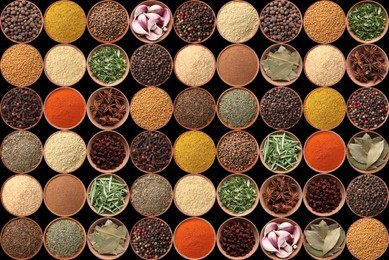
[1, 0, 42, 42]
[260, 0, 301, 42]
[347, 175, 388, 217]
[174, 88, 215, 129]
[131, 218, 172, 259]
[306, 177, 342, 214]
[130, 44, 172, 86]
[88, 1, 128, 42]
[130, 131, 172, 173]
[1, 87, 42, 129]
[218, 131, 258, 172]
[220, 220, 256, 257]
[90, 134, 126, 170]
[347, 88, 388, 130]
[260, 87, 302, 129]
[174, 1, 215, 42]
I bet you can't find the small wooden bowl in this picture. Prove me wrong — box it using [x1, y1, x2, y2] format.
[0, 0, 43, 44]
[259, 174, 302, 218]
[259, 218, 303, 260]
[217, 217, 259, 259]
[86, 86, 129, 130]
[346, 131, 389, 174]
[216, 44, 259, 87]
[174, 217, 216, 260]
[173, 0, 216, 43]
[260, 44, 303, 87]
[130, 0, 173, 44]
[87, 217, 130, 259]
[303, 130, 346, 173]
[130, 217, 173, 259]
[216, 87, 259, 130]
[43, 174, 86, 217]
[173, 87, 216, 130]
[87, 0, 129, 43]
[259, 0, 302, 44]
[346, 44, 388, 87]
[217, 173, 259, 217]
[259, 130, 302, 174]
[0, 217, 43, 260]
[303, 218, 346, 260]
[0, 130, 43, 174]
[303, 173, 346, 217]
[43, 86, 86, 130]
[346, 0, 389, 44]
[43, 44, 86, 87]
[44, 217, 86, 259]
[173, 174, 216, 216]
[87, 173, 130, 217]
[87, 130, 129, 174]
[87, 43, 130, 87]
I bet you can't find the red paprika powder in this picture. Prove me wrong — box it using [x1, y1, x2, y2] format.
[304, 131, 345, 172]
[174, 218, 215, 259]
[44, 87, 85, 129]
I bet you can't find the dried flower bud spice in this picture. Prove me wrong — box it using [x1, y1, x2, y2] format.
[130, 131, 172, 173]
[131, 218, 172, 259]
[346, 175, 388, 217]
[130, 44, 172, 87]
[306, 176, 342, 214]
[347, 87, 389, 130]
[1, 218, 42, 259]
[1, 0, 43, 43]
[174, 0, 215, 42]
[220, 219, 256, 257]
[88, 1, 128, 42]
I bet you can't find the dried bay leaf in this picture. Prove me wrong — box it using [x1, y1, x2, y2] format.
[261, 46, 300, 81]
[322, 227, 340, 255]
[88, 220, 127, 255]
[96, 236, 121, 255]
[304, 230, 324, 251]
[304, 242, 324, 257]
[366, 140, 384, 169]
[324, 227, 345, 257]
[348, 143, 367, 164]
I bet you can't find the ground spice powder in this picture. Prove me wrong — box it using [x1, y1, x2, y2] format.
[175, 218, 215, 259]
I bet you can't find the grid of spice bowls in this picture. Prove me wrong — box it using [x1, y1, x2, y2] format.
[303, 173, 346, 217]
[87, 217, 130, 259]
[216, 217, 260, 260]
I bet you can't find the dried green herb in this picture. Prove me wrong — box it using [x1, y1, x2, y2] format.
[347, 133, 388, 170]
[260, 45, 299, 81]
[304, 220, 345, 258]
[218, 176, 256, 214]
[348, 3, 386, 41]
[89, 46, 127, 84]
[88, 219, 126, 255]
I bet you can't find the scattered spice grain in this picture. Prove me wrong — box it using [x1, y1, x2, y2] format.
[304, 1, 346, 43]
[305, 45, 345, 87]
[44, 0, 86, 43]
[0, 43, 42, 87]
[304, 88, 346, 129]
[175, 174, 215, 216]
[174, 131, 215, 174]
[217, 1, 259, 43]
[1, 130, 42, 173]
[1, 174, 42, 216]
[130, 87, 173, 130]
[346, 218, 388, 260]
[174, 44, 215, 87]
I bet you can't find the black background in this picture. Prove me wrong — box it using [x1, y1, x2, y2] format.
[0, 0, 388, 259]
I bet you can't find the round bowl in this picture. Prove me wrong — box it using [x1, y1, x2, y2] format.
[86, 130, 129, 174]
[217, 173, 259, 217]
[302, 173, 346, 217]
[217, 217, 260, 260]
[260, 44, 303, 87]
[259, 174, 302, 218]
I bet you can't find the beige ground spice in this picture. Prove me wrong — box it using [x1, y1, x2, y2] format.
[174, 44, 215, 87]
[305, 45, 345, 87]
[217, 1, 259, 43]
[1, 174, 42, 216]
[174, 174, 215, 216]
[0, 44, 43, 87]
